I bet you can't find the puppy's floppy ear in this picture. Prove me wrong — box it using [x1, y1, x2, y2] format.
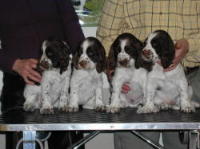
[72, 45, 81, 70]
[42, 40, 49, 52]
[159, 32, 175, 68]
[96, 43, 107, 73]
[107, 41, 118, 71]
[41, 40, 49, 59]
[135, 38, 154, 71]
[59, 41, 71, 74]
[136, 52, 153, 72]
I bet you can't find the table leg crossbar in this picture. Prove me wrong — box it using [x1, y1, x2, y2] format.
[131, 131, 165, 149]
[68, 131, 101, 149]
[15, 130, 200, 149]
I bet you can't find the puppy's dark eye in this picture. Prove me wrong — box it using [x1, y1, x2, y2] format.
[151, 40, 159, 48]
[125, 46, 132, 53]
[152, 41, 157, 47]
[46, 52, 53, 57]
[116, 46, 121, 53]
[88, 51, 94, 57]
[87, 48, 95, 57]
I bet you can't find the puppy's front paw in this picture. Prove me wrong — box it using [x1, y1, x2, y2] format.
[40, 103, 54, 114]
[95, 106, 106, 112]
[58, 96, 68, 112]
[40, 107, 54, 114]
[68, 106, 79, 112]
[23, 102, 36, 112]
[181, 101, 195, 113]
[137, 103, 159, 114]
[160, 104, 170, 110]
[106, 106, 120, 113]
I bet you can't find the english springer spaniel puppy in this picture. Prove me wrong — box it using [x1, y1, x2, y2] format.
[137, 30, 194, 113]
[68, 37, 110, 112]
[23, 39, 72, 114]
[107, 33, 146, 113]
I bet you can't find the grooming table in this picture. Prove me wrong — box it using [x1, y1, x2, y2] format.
[0, 108, 200, 149]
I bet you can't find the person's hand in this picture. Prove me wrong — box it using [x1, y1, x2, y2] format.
[12, 59, 42, 85]
[121, 82, 131, 94]
[164, 39, 189, 72]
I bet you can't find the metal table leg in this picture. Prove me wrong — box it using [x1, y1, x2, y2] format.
[131, 131, 165, 149]
[23, 131, 36, 149]
[180, 130, 200, 149]
[15, 131, 43, 149]
[189, 130, 200, 149]
[68, 131, 101, 149]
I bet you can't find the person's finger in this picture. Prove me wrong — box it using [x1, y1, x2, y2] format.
[29, 62, 38, 69]
[122, 84, 131, 90]
[23, 76, 35, 85]
[164, 64, 176, 72]
[29, 59, 39, 64]
[121, 90, 128, 94]
[29, 69, 42, 79]
[121, 84, 131, 93]
[27, 71, 41, 83]
[121, 87, 129, 93]
[175, 42, 181, 49]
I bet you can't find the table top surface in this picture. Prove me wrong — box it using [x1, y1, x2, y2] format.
[0, 108, 200, 131]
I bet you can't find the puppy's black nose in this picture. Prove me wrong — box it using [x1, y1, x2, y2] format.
[119, 59, 129, 66]
[79, 60, 87, 68]
[142, 49, 151, 56]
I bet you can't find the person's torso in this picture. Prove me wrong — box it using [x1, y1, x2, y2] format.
[122, 0, 200, 41]
[0, 0, 66, 59]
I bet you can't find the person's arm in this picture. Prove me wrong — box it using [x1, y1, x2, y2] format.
[57, 0, 85, 54]
[180, 2, 200, 68]
[164, 39, 189, 71]
[12, 59, 41, 84]
[0, 31, 41, 84]
[96, 0, 125, 54]
[0, 39, 17, 73]
[0, 46, 41, 84]
[182, 35, 200, 67]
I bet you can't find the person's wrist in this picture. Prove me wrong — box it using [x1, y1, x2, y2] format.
[12, 59, 22, 72]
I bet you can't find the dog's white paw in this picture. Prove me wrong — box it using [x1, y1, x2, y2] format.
[68, 106, 79, 112]
[106, 105, 121, 113]
[137, 103, 159, 114]
[160, 104, 170, 110]
[40, 107, 54, 114]
[58, 104, 68, 112]
[40, 103, 54, 114]
[58, 96, 68, 112]
[23, 102, 36, 112]
[181, 101, 195, 113]
[95, 106, 106, 112]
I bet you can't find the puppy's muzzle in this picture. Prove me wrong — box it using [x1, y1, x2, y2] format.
[119, 59, 129, 67]
[142, 49, 153, 59]
[78, 60, 88, 69]
[36, 60, 50, 74]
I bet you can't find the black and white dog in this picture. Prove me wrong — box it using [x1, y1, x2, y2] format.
[137, 30, 195, 113]
[107, 33, 146, 113]
[68, 37, 110, 112]
[23, 39, 72, 114]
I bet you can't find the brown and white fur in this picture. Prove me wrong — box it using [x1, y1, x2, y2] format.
[23, 39, 72, 114]
[68, 37, 110, 112]
[107, 33, 147, 113]
[137, 30, 195, 113]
